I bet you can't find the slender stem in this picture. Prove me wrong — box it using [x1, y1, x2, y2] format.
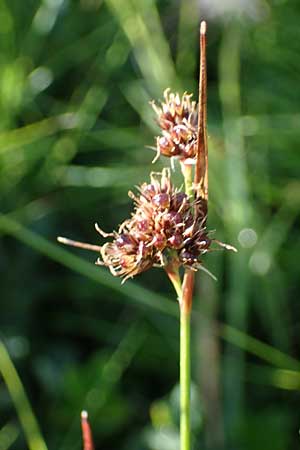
[179, 21, 207, 450]
[180, 306, 191, 450]
[180, 268, 194, 450]
[167, 267, 193, 450]
[179, 130, 197, 450]
[172, 23, 208, 450]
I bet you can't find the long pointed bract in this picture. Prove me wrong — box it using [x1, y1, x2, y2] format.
[57, 237, 102, 253]
[194, 21, 208, 221]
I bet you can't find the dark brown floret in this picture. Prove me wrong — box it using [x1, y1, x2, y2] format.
[130, 169, 194, 252]
[98, 229, 155, 282]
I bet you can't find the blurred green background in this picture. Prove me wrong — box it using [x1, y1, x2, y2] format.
[1, 0, 300, 449]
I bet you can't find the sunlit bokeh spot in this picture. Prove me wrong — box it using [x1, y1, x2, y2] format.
[249, 250, 272, 275]
[33, 6, 57, 34]
[6, 336, 30, 359]
[29, 67, 53, 94]
[238, 228, 258, 248]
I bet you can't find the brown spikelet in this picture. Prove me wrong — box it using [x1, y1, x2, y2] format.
[95, 169, 218, 280]
[151, 89, 198, 161]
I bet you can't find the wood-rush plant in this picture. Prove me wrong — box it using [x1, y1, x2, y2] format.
[58, 22, 236, 450]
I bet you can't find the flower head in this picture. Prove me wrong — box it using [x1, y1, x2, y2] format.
[95, 169, 223, 282]
[57, 22, 237, 293]
[99, 234, 154, 282]
[151, 89, 198, 161]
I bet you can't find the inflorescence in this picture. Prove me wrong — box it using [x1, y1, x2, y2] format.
[151, 89, 198, 162]
[59, 88, 236, 283]
[96, 168, 213, 282]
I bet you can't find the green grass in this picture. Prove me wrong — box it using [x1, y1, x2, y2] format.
[0, 1, 300, 449]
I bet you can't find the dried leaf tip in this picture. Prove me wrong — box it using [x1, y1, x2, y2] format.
[81, 410, 94, 450]
[194, 18, 208, 221]
[200, 20, 206, 35]
[81, 410, 88, 420]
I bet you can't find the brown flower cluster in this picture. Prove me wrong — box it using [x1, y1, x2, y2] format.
[97, 169, 212, 282]
[151, 89, 198, 161]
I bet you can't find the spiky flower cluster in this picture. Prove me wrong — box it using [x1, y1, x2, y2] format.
[97, 169, 211, 282]
[151, 89, 198, 161]
[59, 89, 236, 282]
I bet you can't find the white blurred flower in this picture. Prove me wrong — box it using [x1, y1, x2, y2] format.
[200, 0, 270, 22]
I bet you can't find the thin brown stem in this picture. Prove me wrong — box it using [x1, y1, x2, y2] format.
[57, 236, 101, 253]
[194, 21, 208, 220]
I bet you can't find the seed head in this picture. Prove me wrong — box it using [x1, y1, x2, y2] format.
[96, 169, 224, 282]
[151, 89, 198, 161]
[57, 22, 237, 288]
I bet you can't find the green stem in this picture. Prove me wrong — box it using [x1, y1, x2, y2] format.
[166, 162, 195, 450]
[177, 162, 195, 450]
[180, 306, 191, 450]
[166, 267, 192, 450]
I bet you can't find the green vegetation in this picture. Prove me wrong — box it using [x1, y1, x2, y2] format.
[0, 1, 300, 449]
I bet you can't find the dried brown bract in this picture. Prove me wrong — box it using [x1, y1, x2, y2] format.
[151, 89, 198, 162]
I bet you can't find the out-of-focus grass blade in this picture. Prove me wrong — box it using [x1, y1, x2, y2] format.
[60, 322, 145, 450]
[87, 125, 147, 150]
[219, 24, 252, 430]
[221, 325, 300, 371]
[249, 197, 299, 350]
[105, 0, 177, 93]
[251, 199, 299, 262]
[0, 422, 19, 450]
[120, 80, 158, 130]
[57, 164, 150, 188]
[0, 340, 48, 450]
[0, 114, 78, 154]
[246, 364, 300, 391]
[176, 0, 200, 81]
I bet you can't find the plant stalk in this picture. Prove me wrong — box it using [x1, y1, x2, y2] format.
[180, 268, 194, 450]
[180, 306, 191, 450]
[169, 21, 208, 450]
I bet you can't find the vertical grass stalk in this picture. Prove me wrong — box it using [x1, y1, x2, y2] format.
[178, 22, 208, 450]
[180, 268, 194, 450]
[180, 307, 191, 450]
